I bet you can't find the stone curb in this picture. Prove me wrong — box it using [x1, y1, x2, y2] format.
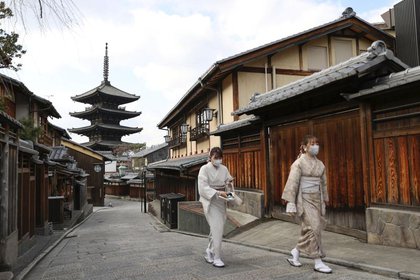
[171, 228, 420, 280]
[105, 195, 142, 202]
[13, 208, 107, 280]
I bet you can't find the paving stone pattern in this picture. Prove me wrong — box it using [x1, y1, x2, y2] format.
[25, 199, 394, 280]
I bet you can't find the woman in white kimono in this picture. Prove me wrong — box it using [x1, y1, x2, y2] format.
[282, 135, 332, 273]
[198, 147, 233, 268]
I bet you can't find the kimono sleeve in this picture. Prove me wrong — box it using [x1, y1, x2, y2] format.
[321, 168, 329, 202]
[198, 165, 217, 200]
[225, 168, 234, 184]
[281, 160, 301, 204]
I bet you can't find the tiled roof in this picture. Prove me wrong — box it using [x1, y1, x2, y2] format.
[82, 140, 133, 150]
[48, 121, 71, 139]
[211, 116, 260, 135]
[61, 138, 113, 161]
[132, 143, 168, 158]
[218, 14, 390, 65]
[68, 123, 142, 134]
[32, 94, 61, 118]
[157, 11, 395, 128]
[18, 139, 38, 155]
[147, 153, 208, 171]
[49, 146, 73, 162]
[70, 105, 141, 119]
[0, 110, 23, 129]
[72, 82, 139, 102]
[346, 66, 420, 99]
[0, 74, 60, 118]
[121, 173, 140, 180]
[233, 41, 408, 116]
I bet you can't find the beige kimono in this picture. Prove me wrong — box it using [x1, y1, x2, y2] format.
[198, 162, 233, 260]
[282, 154, 329, 259]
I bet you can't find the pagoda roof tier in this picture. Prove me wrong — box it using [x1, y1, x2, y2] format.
[71, 81, 140, 105]
[81, 140, 133, 150]
[68, 123, 142, 136]
[70, 105, 141, 120]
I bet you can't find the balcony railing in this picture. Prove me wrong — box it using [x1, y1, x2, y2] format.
[189, 123, 209, 141]
[168, 134, 187, 148]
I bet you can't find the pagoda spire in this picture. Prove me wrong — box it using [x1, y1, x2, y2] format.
[103, 42, 109, 84]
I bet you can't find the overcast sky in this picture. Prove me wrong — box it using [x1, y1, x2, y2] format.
[0, 0, 399, 147]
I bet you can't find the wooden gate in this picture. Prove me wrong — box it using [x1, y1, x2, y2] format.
[270, 110, 366, 231]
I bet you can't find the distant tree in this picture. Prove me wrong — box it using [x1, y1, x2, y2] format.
[113, 143, 147, 157]
[0, 1, 25, 71]
[6, 0, 81, 30]
[19, 117, 42, 141]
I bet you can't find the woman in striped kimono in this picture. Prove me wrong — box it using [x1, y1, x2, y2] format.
[282, 135, 332, 273]
[198, 147, 233, 268]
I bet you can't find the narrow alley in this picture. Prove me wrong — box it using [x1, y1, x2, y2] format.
[22, 199, 393, 280]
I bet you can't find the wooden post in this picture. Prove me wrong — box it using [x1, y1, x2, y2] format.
[359, 102, 372, 207]
[1, 126, 9, 239]
[263, 125, 272, 216]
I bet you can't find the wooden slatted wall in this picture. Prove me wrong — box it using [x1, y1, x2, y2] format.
[270, 110, 365, 210]
[155, 172, 196, 201]
[371, 100, 420, 207]
[222, 129, 265, 191]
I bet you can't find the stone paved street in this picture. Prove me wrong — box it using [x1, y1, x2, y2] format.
[24, 199, 394, 280]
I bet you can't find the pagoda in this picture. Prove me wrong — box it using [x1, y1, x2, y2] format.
[69, 43, 142, 151]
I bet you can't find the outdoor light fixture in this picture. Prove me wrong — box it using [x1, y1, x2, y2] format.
[202, 108, 216, 122]
[180, 123, 189, 135]
[164, 134, 171, 143]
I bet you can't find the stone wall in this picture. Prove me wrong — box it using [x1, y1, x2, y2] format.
[177, 201, 238, 236]
[366, 207, 420, 249]
[0, 230, 18, 270]
[229, 189, 264, 218]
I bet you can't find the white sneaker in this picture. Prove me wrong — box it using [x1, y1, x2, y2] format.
[213, 258, 225, 267]
[204, 248, 214, 264]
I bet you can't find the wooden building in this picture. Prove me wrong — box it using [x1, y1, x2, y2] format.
[154, 9, 395, 208]
[344, 62, 420, 248]
[131, 143, 168, 171]
[0, 73, 67, 252]
[0, 111, 22, 270]
[48, 145, 89, 226]
[148, 154, 208, 201]
[60, 138, 108, 206]
[222, 40, 420, 248]
[69, 43, 142, 151]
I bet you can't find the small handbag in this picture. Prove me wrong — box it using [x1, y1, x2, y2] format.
[225, 182, 243, 206]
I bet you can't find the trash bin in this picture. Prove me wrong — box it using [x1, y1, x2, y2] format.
[48, 196, 64, 224]
[165, 193, 186, 229]
[159, 193, 170, 222]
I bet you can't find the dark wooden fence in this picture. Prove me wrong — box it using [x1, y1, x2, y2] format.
[222, 129, 266, 192]
[154, 171, 195, 201]
[370, 99, 420, 207]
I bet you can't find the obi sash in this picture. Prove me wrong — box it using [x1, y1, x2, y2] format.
[299, 176, 321, 193]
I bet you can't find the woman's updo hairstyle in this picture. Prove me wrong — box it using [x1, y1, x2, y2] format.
[297, 134, 317, 158]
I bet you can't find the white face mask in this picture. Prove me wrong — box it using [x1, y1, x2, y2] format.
[308, 144, 319, 156]
[212, 159, 222, 167]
